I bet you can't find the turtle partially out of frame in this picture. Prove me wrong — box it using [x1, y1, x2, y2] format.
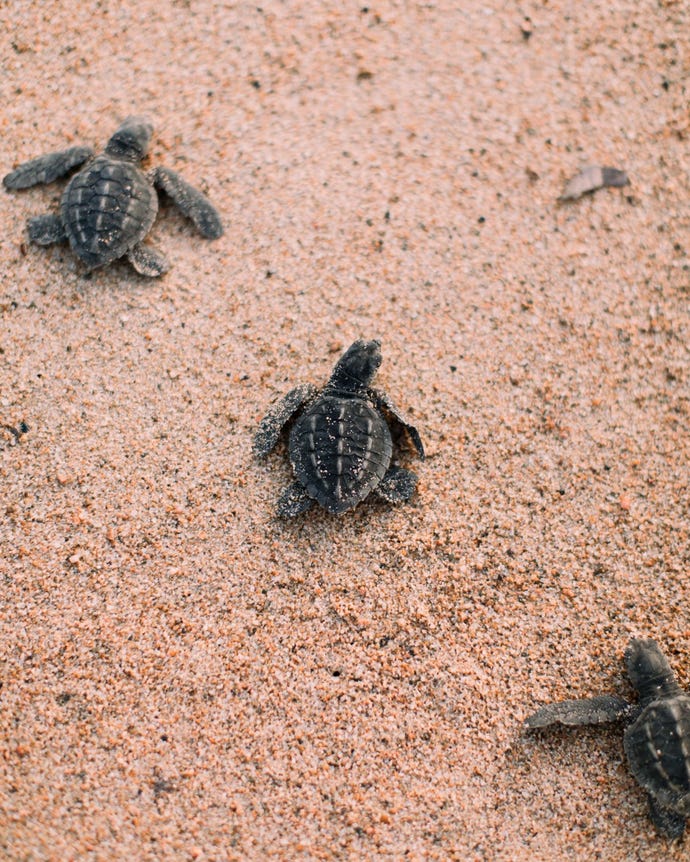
[525, 639, 690, 839]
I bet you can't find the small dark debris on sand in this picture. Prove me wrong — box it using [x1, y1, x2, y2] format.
[1, 421, 29, 446]
[559, 166, 629, 202]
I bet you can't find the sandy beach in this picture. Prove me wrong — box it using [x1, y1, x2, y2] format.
[1, 2, 689, 859]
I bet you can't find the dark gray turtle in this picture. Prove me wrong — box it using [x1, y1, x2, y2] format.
[525, 639, 690, 839]
[254, 339, 425, 516]
[3, 116, 222, 276]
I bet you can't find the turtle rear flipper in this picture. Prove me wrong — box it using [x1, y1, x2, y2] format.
[254, 384, 318, 457]
[151, 166, 223, 239]
[375, 465, 418, 504]
[276, 482, 314, 518]
[128, 243, 170, 277]
[647, 793, 686, 840]
[28, 214, 67, 245]
[524, 695, 635, 729]
[3, 146, 94, 189]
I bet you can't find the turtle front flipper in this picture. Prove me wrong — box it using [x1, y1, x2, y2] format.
[370, 388, 425, 459]
[375, 465, 418, 504]
[524, 694, 636, 728]
[28, 214, 67, 245]
[127, 243, 170, 277]
[254, 384, 318, 457]
[3, 146, 94, 190]
[647, 793, 686, 840]
[277, 482, 314, 518]
[150, 166, 223, 239]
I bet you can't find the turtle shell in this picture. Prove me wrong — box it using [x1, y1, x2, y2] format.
[289, 395, 393, 513]
[623, 694, 690, 815]
[61, 155, 157, 269]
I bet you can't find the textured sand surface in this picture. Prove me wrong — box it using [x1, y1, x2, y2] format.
[1, 2, 689, 860]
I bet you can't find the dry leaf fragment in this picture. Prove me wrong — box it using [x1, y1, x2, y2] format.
[559, 166, 629, 201]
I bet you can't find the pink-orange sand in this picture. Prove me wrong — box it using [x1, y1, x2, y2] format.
[1, 2, 688, 859]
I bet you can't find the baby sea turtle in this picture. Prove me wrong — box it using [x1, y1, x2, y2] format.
[3, 116, 222, 275]
[525, 639, 690, 839]
[254, 339, 425, 516]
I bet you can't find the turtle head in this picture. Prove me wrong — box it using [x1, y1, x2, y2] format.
[105, 116, 154, 162]
[329, 339, 382, 391]
[625, 639, 681, 705]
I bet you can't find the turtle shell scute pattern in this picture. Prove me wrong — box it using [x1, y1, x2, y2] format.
[289, 396, 393, 513]
[60, 156, 157, 269]
[624, 694, 690, 815]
